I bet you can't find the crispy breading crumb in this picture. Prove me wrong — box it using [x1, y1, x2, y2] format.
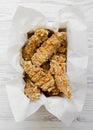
[50, 59, 72, 99]
[24, 79, 41, 101]
[22, 28, 49, 61]
[21, 58, 55, 92]
[31, 32, 66, 66]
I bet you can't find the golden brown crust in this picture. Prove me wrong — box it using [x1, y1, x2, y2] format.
[43, 87, 60, 96]
[24, 78, 41, 101]
[22, 28, 49, 61]
[35, 73, 55, 92]
[21, 58, 55, 92]
[49, 54, 66, 75]
[21, 58, 42, 78]
[31, 32, 66, 66]
[50, 59, 72, 99]
[55, 74, 72, 99]
[57, 46, 67, 54]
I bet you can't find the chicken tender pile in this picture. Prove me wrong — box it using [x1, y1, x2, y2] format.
[21, 28, 72, 101]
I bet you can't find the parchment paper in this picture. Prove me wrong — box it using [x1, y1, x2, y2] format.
[6, 6, 88, 126]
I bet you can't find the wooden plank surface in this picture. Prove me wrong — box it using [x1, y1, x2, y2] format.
[0, 0, 93, 129]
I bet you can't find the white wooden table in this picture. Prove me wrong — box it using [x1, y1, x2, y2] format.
[0, 0, 93, 129]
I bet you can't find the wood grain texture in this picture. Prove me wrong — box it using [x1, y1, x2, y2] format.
[0, 0, 93, 129]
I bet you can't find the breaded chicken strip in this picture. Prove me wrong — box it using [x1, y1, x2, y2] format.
[50, 54, 66, 75]
[24, 77, 41, 101]
[50, 56, 72, 99]
[21, 59, 55, 92]
[35, 72, 55, 92]
[31, 32, 66, 66]
[22, 28, 49, 60]
[24, 82, 40, 101]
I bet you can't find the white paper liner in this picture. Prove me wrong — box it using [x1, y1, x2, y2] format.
[6, 6, 88, 126]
